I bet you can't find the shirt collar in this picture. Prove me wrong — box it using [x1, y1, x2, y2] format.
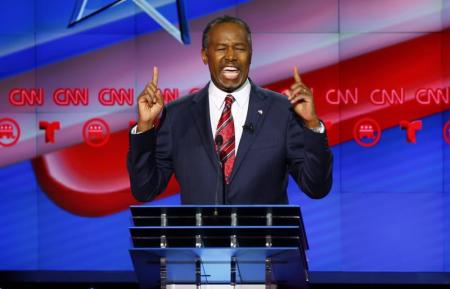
[209, 79, 251, 110]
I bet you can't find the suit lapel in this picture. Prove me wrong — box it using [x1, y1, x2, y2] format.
[229, 84, 272, 183]
[189, 84, 220, 170]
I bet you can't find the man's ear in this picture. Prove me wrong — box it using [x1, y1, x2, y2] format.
[201, 48, 208, 65]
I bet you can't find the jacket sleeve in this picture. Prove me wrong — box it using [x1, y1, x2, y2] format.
[127, 109, 174, 202]
[286, 112, 333, 199]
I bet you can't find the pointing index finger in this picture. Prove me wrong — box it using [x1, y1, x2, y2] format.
[293, 66, 302, 84]
[152, 66, 159, 86]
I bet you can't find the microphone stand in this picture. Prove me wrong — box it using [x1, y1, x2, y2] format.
[214, 135, 224, 205]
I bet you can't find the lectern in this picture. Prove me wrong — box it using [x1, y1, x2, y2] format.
[129, 205, 309, 289]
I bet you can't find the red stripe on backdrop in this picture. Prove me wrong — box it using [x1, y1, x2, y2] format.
[265, 30, 449, 146]
[32, 130, 180, 217]
[33, 30, 449, 216]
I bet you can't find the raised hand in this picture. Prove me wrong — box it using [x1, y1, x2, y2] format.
[137, 66, 165, 132]
[285, 66, 320, 129]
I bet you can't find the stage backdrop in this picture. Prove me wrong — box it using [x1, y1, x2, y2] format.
[0, 0, 449, 284]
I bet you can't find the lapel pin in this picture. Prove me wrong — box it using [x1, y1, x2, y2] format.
[258, 110, 263, 115]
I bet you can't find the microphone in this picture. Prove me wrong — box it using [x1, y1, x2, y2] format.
[215, 134, 223, 148]
[243, 123, 255, 133]
[214, 134, 224, 205]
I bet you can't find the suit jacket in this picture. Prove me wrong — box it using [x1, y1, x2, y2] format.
[127, 82, 333, 204]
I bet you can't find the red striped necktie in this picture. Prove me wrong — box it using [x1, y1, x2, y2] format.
[215, 94, 236, 184]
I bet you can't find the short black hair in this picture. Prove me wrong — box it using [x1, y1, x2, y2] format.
[202, 15, 252, 50]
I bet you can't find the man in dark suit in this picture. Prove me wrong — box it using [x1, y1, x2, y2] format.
[127, 15, 333, 204]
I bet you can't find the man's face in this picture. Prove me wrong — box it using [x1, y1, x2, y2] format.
[201, 22, 252, 93]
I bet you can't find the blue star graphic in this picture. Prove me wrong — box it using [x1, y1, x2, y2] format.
[69, 0, 190, 44]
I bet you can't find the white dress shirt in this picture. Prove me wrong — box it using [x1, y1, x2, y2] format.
[208, 79, 251, 153]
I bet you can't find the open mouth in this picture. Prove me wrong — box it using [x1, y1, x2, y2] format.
[221, 66, 240, 80]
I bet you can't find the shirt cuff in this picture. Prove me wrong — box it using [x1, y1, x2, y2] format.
[131, 125, 142, 135]
[308, 121, 325, 134]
